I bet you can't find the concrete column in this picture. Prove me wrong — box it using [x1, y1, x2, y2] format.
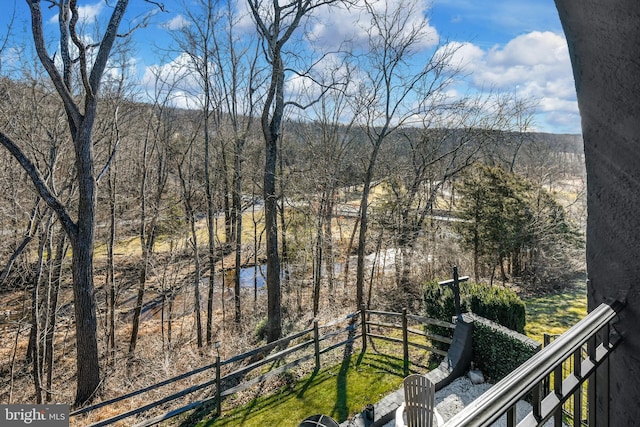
[554, 1, 640, 424]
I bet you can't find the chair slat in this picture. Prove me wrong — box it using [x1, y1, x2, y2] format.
[404, 374, 435, 427]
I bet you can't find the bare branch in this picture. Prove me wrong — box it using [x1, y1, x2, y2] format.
[69, 0, 92, 97]
[143, 0, 168, 13]
[0, 199, 43, 286]
[27, 0, 82, 129]
[0, 131, 77, 239]
[96, 106, 120, 183]
[88, 0, 129, 95]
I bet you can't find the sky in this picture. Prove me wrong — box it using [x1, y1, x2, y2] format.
[0, 0, 580, 134]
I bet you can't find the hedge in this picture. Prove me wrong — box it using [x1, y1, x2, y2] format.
[423, 280, 526, 333]
[468, 314, 541, 382]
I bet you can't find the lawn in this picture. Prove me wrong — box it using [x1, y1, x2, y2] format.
[186, 283, 588, 427]
[195, 352, 408, 427]
[523, 281, 588, 343]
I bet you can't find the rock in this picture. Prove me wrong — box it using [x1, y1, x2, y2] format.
[468, 370, 485, 385]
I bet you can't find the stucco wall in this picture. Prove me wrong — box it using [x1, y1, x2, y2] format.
[554, 1, 640, 425]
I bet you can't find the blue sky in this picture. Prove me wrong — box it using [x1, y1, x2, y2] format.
[1, 0, 579, 134]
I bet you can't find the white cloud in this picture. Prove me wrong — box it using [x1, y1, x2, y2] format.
[140, 53, 242, 110]
[50, 1, 104, 25]
[78, 1, 104, 24]
[442, 41, 484, 72]
[1, 47, 22, 71]
[162, 15, 190, 31]
[308, 0, 439, 51]
[141, 53, 202, 105]
[441, 31, 580, 133]
[235, 0, 438, 53]
[486, 31, 568, 68]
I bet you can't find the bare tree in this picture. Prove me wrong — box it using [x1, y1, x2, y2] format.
[352, 0, 460, 308]
[176, 129, 205, 349]
[172, 0, 225, 335]
[382, 94, 533, 300]
[94, 36, 140, 365]
[213, 2, 262, 328]
[295, 62, 360, 314]
[247, 0, 346, 341]
[176, 0, 261, 331]
[127, 64, 176, 357]
[0, 0, 136, 405]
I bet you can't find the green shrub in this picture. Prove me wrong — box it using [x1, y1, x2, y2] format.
[254, 317, 268, 341]
[423, 280, 526, 333]
[470, 315, 540, 382]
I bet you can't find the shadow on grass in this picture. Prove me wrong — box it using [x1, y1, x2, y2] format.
[331, 319, 359, 421]
[332, 354, 351, 421]
[359, 355, 405, 377]
[196, 336, 409, 426]
[524, 280, 588, 341]
[297, 369, 319, 398]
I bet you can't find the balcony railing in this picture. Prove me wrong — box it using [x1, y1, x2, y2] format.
[442, 301, 624, 427]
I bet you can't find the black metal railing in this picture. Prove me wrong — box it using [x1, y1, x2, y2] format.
[543, 332, 589, 426]
[441, 301, 624, 427]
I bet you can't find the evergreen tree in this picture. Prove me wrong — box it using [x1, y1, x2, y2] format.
[455, 165, 579, 287]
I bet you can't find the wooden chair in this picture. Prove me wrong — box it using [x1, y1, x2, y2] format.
[403, 374, 436, 427]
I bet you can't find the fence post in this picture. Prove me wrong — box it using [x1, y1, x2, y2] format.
[403, 308, 409, 377]
[314, 320, 321, 371]
[216, 352, 221, 417]
[360, 304, 367, 352]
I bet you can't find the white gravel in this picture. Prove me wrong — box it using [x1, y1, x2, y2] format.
[388, 376, 566, 427]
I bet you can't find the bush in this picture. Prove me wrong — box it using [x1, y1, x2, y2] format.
[470, 315, 540, 382]
[254, 316, 268, 341]
[423, 280, 526, 333]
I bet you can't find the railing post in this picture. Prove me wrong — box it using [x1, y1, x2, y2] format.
[571, 348, 583, 427]
[554, 363, 563, 427]
[543, 333, 551, 395]
[403, 308, 409, 377]
[360, 304, 368, 352]
[532, 382, 543, 421]
[506, 405, 516, 427]
[314, 320, 321, 371]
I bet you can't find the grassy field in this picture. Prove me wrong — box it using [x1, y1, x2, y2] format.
[523, 281, 588, 343]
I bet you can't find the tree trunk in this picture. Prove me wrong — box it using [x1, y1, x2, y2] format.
[31, 227, 48, 404]
[313, 211, 323, 316]
[262, 50, 284, 343]
[106, 158, 117, 366]
[233, 141, 243, 321]
[70, 114, 101, 406]
[265, 130, 281, 341]
[70, 229, 99, 405]
[323, 194, 335, 299]
[356, 138, 383, 308]
[179, 161, 204, 349]
[45, 231, 66, 402]
[204, 88, 217, 343]
[189, 217, 204, 349]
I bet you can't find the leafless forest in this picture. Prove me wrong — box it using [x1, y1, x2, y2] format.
[0, 0, 585, 418]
